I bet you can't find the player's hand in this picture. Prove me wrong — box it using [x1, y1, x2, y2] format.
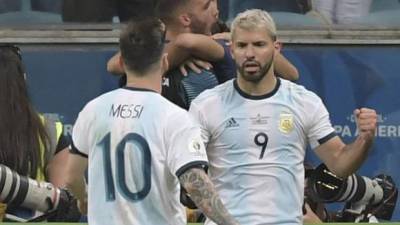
[354, 108, 377, 141]
[212, 32, 231, 41]
[179, 57, 213, 76]
[107, 52, 125, 76]
[303, 203, 322, 224]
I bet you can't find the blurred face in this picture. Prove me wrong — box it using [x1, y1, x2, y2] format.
[231, 27, 278, 83]
[188, 0, 219, 35]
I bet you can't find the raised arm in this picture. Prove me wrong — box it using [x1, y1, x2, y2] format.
[314, 108, 377, 178]
[166, 33, 224, 68]
[274, 52, 299, 81]
[174, 33, 224, 62]
[107, 33, 224, 75]
[179, 167, 240, 225]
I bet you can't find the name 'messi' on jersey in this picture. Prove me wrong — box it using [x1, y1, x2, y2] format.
[109, 104, 144, 119]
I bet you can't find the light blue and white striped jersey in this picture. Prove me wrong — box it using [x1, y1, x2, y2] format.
[72, 87, 208, 225]
[189, 78, 336, 225]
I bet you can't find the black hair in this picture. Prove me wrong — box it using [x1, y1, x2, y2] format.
[0, 45, 50, 178]
[119, 17, 166, 75]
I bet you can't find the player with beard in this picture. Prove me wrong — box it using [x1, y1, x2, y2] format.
[107, 0, 220, 108]
[107, 0, 220, 75]
[189, 9, 377, 225]
[107, 0, 299, 108]
[65, 18, 240, 225]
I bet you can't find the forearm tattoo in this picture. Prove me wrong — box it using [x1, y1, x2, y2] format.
[179, 168, 238, 225]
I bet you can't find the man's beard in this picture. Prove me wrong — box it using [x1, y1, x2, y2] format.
[237, 54, 274, 83]
[189, 15, 212, 35]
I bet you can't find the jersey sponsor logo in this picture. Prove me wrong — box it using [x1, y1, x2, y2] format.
[250, 113, 269, 125]
[225, 117, 239, 128]
[279, 113, 294, 133]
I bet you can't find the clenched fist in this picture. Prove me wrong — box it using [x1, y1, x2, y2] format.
[354, 108, 377, 141]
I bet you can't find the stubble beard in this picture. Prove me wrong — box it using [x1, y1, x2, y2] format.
[189, 14, 213, 35]
[237, 54, 274, 83]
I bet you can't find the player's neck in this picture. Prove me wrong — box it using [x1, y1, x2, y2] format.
[237, 71, 277, 97]
[125, 71, 163, 94]
[166, 25, 191, 40]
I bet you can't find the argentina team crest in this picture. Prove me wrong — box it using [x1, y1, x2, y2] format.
[279, 113, 294, 133]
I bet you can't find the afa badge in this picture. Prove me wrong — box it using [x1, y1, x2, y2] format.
[279, 113, 294, 134]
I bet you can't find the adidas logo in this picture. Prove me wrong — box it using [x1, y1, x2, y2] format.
[225, 117, 239, 128]
[162, 77, 170, 87]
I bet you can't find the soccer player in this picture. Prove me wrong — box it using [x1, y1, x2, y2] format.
[65, 18, 240, 225]
[189, 9, 377, 225]
[107, 0, 299, 109]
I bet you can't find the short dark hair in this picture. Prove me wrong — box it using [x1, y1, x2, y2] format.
[157, 0, 191, 22]
[119, 17, 166, 75]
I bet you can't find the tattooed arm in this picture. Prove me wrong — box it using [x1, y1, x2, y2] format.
[179, 167, 240, 225]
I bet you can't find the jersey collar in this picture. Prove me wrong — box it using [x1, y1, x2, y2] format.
[122, 86, 158, 93]
[233, 77, 281, 100]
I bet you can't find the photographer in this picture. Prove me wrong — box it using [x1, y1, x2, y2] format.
[304, 163, 398, 223]
[0, 164, 80, 222]
[0, 45, 78, 222]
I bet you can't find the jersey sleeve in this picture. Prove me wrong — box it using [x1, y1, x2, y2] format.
[70, 106, 90, 158]
[307, 97, 336, 149]
[55, 125, 70, 154]
[165, 110, 208, 178]
[188, 101, 211, 146]
[213, 39, 236, 83]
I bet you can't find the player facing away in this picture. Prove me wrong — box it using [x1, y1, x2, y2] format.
[65, 18, 240, 225]
[189, 9, 378, 225]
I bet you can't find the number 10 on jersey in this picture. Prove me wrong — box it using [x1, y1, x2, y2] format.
[98, 132, 152, 202]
